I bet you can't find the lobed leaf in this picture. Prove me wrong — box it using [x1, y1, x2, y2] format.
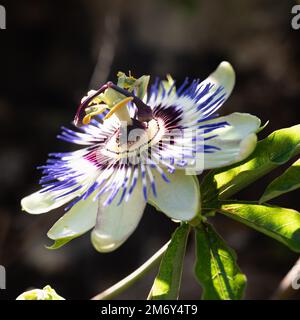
[149, 224, 190, 300]
[194, 222, 246, 300]
[260, 159, 300, 203]
[219, 202, 300, 252]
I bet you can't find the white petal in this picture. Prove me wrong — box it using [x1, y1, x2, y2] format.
[21, 188, 79, 215]
[202, 112, 261, 169]
[47, 196, 98, 241]
[91, 178, 146, 253]
[148, 170, 200, 221]
[181, 61, 236, 126]
[200, 61, 235, 98]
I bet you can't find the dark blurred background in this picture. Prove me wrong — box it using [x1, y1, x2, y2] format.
[0, 0, 300, 300]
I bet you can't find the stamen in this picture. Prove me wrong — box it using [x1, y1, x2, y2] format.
[82, 105, 108, 125]
[74, 82, 112, 127]
[104, 97, 134, 121]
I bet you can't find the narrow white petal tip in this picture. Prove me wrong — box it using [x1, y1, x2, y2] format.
[91, 230, 124, 253]
[219, 61, 235, 81]
[237, 133, 258, 162]
[210, 61, 236, 97]
[219, 61, 235, 72]
[21, 192, 49, 215]
[21, 187, 80, 215]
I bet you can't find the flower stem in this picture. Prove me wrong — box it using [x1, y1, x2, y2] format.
[91, 241, 170, 300]
[188, 215, 206, 227]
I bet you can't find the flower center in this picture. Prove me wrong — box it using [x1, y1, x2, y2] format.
[101, 118, 165, 161]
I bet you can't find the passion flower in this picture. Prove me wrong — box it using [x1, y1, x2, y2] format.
[21, 62, 260, 252]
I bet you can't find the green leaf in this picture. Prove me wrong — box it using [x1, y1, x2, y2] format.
[194, 222, 246, 300]
[219, 202, 300, 252]
[149, 224, 190, 300]
[202, 125, 300, 206]
[260, 159, 300, 203]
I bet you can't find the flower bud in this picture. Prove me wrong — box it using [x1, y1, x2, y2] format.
[16, 285, 65, 300]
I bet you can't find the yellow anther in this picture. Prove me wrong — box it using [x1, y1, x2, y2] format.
[82, 105, 108, 125]
[82, 114, 92, 125]
[104, 97, 134, 120]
